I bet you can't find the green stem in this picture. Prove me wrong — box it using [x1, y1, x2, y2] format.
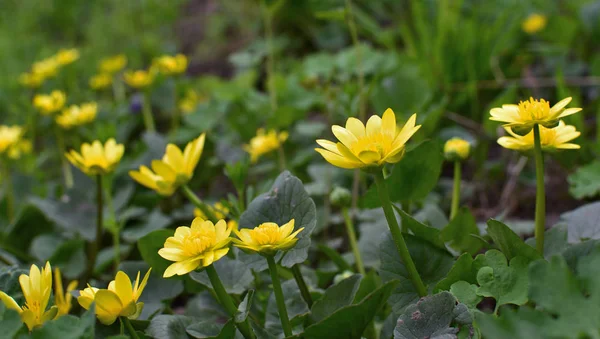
[450, 161, 461, 220]
[267, 256, 293, 337]
[277, 144, 286, 172]
[83, 175, 103, 285]
[342, 208, 366, 276]
[55, 127, 73, 189]
[2, 163, 14, 223]
[141, 92, 156, 133]
[291, 264, 313, 308]
[121, 316, 140, 339]
[181, 184, 219, 223]
[373, 170, 427, 297]
[206, 265, 255, 339]
[170, 77, 181, 135]
[261, 0, 277, 115]
[533, 124, 546, 255]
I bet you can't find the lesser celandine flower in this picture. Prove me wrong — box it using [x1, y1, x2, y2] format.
[130, 133, 205, 195]
[124, 69, 154, 88]
[159, 217, 233, 277]
[233, 219, 303, 256]
[244, 128, 288, 163]
[316, 109, 421, 169]
[7, 139, 32, 160]
[178, 89, 202, 114]
[154, 54, 188, 75]
[53, 268, 77, 317]
[33, 90, 66, 115]
[100, 54, 128, 74]
[32, 58, 59, 78]
[522, 13, 547, 34]
[77, 269, 151, 325]
[0, 125, 24, 155]
[194, 202, 228, 220]
[0, 262, 57, 331]
[54, 48, 80, 66]
[19, 72, 45, 88]
[444, 137, 470, 161]
[56, 102, 98, 129]
[498, 120, 580, 152]
[65, 138, 124, 176]
[89, 73, 112, 90]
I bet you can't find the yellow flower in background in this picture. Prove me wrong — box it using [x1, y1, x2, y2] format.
[154, 54, 188, 75]
[56, 102, 98, 129]
[32, 57, 60, 78]
[124, 69, 154, 88]
[19, 72, 45, 88]
[522, 13, 547, 34]
[77, 269, 151, 325]
[244, 129, 288, 163]
[7, 139, 32, 160]
[498, 120, 580, 152]
[129, 133, 205, 195]
[54, 48, 80, 66]
[444, 137, 471, 161]
[65, 138, 124, 176]
[159, 218, 233, 277]
[194, 201, 229, 220]
[33, 90, 66, 115]
[89, 73, 112, 90]
[0, 262, 57, 331]
[316, 109, 421, 169]
[233, 219, 303, 256]
[178, 89, 205, 114]
[490, 97, 581, 134]
[53, 268, 77, 317]
[100, 54, 128, 74]
[0, 125, 24, 155]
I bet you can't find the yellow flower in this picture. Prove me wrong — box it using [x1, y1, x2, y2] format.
[154, 54, 188, 75]
[54, 48, 80, 66]
[178, 90, 204, 114]
[194, 202, 229, 220]
[89, 73, 112, 90]
[56, 102, 98, 129]
[0, 262, 57, 331]
[498, 120, 580, 152]
[7, 139, 32, 160]
[53, 268, 77, 317]
[244, 129, 288, 163]
[159, 218, 233, 277]
[77, 269, 151, 325]
[33, 90, 67, 115]
[522, 13, 547, 34]
[232, 219, 303, 256]
[315, 109, 421, 169]
[65, 138, 124, 176]
[490, 97, 581, 134]
[0, 125, 23, 155]
[19, 72, 45, 88]
[444, 137, 470, 161]
[129, 133, 205, 196]
[100, 54, 128, 74]
[32, 58, 60, 78]
[124, 69, 154, 88]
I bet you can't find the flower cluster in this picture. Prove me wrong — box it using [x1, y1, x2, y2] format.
[66, 138, 125, 176]
[0, 125, 32, 159]
[56, 102, 98, 129]
[244, 128, 288, 163]
[19, 48, 79, 88]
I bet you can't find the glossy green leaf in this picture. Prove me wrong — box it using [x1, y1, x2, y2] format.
[146, 315, 197, 339]
[561, 202, 600, 243]
[486, 219, 541, 262]
[310, 274, 362, 323]
[475, 250, 529, 310]
[440, 207, 482, 255]
[190, 257, 253, 295]
[137, 229, 173, 277]
[435, 253, 477, 292]
[396, 208, 446, 250]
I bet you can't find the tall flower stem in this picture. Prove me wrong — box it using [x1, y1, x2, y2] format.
[2, 162, 14, 223]
[266, 256, 293, 337]
[373, 170, 427, 297]
[533, 124, 546, 254]
[170, 77, 181, 135]
[206, 265, 256, 339]
[291, 264, 313, 308]
[84, 175, 103, 284]
[341, 208, 366, 275]
[260, 0, 277, 115]
[181, 184, 218, 223]
[55, 127, 73, 189]
[277, 145, 287, 172]
[141, 91, 156, 133]
[450, 160, 461, 220]
[121, 317, 140, 339]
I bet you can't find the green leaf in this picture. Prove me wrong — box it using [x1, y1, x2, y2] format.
[0, 303, 23, 338]
[567, 160, 600, 199]
[440, 207, 482, 255]
[396, 208, 446, 250]
[137, 229, 172, 277]
[476, 308, 548, 339]
[122, 209, 171, 243]
[146, 315, 196, 339]
[486, 219, 541, 262]
[362, 140, 444, 208]
[450, 281, 482, 311]
[525, 224, 568, 260]
[310, 274, 362, 323]
[235, 290, 254, 323]
[0, 266, 28, 305]
[394, 291, 471, 339]
[475, 250, 529, 311]
[190, 257, 253, 294]
[239, 171, 317, 268]
[184, 291, 228, 322]
[31, 307, 95, 339]
[561, 201, 600, 243]
[185, 320, 236, 339]
[435, 253, 477, 292]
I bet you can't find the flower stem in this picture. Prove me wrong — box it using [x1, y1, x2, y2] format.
[266, 256, 293, 337]
[206, 265, 255, 339]
[84, 175, 103, 285]
[533, 124, 546, 254]
[141, 92, 156, 133]
[181, 184, 218, 223]
[342, 208, 366, 276]
[55, 127, 73, 189]
[121, 317, 140, 339]
[373, 170, 427, 297]
[2, 162, 14, 223]
[291, 264, 313, 308]
[277, 144, 286, 172]
[450, 160, 461, 220]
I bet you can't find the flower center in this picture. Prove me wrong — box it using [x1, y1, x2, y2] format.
[518, 98, 550, 121]
[182, 229, 216, 256]
[250, 224, 282, 245]
[350, 133, 394, 161]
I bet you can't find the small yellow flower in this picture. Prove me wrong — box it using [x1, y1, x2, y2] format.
[316, 109, 421, 169]
[7, 139, 32, 160]
[19, 72, 45, 88]
[498, 120, 580, 152]
[0, 125, 24, 155]
[65, 138, 124, 176]
[32, 58, 60, 78]
[53, 268, 77, 317]
[54, 48, 80, 66]
[159, 218, 233, 277]
[444, 138, 470, 161]
[124, 69, 154, 88]
[490, 97, 581, 134]
[130, 133, 205, 196]
[100, 54, 128, 74]
[77, 269, 151, 325]
[233, 219, 303, 256]
[194, 202, 229, 220]
[244, 129, 288, 163]
[89, 73, 112, 90]
[56, 102, 98, 129]
[178, 89, 204, 114]
[522, 13, 547, 34]
[0, 262, 57, 331]
[154, 54, 188, 75]
[33, 90, 67, 115]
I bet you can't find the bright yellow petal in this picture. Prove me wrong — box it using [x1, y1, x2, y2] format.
[95, 290, 123, 325]
[315, 148, 361, 169]
[381, 108, 396, 137]
[113, 271, 134, 306]
[163, 259, 201, 277]
[345, 118, 365, 138]
[332, 125, 358, 149]
[365, 115, 382, 136]
[279, 219, 295, 238]
[0, 291, 21, 312]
